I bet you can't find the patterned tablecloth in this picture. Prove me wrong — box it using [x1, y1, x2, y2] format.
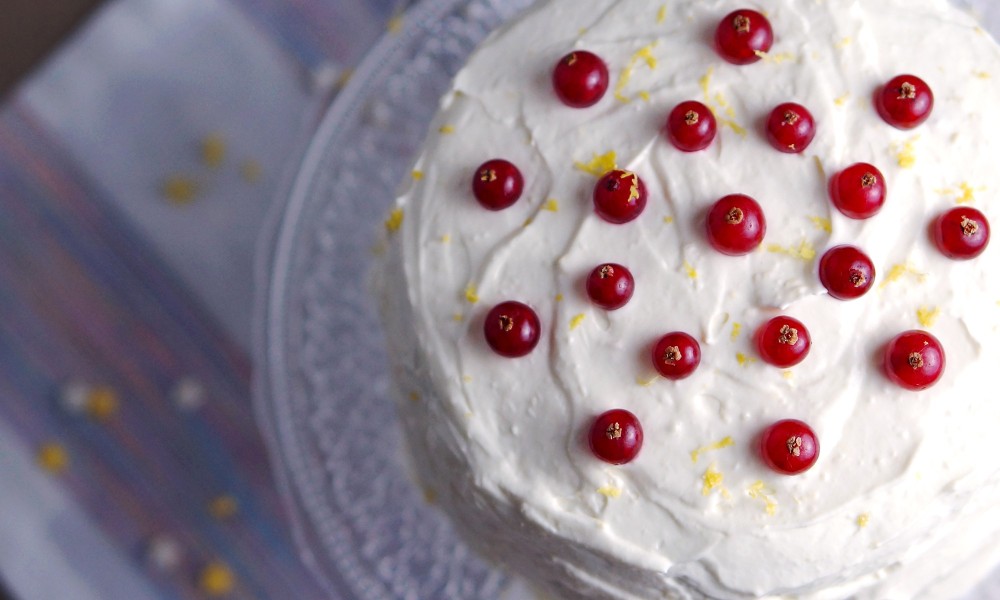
[5, 1, 1000, 599]
[0, 0, 413, 597]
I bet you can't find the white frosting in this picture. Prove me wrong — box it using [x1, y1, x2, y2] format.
[375, 0, 1000, 598]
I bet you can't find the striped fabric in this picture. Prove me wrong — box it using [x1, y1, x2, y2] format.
[0, 0, 421, 597]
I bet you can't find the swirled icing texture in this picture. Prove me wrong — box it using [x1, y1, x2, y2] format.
[374, 0, 1000, 598]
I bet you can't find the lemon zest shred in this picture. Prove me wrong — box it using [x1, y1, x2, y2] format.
[570, 313, 587, 331]
[690, 436, 735, 464]
[730, 323, 742, 342]
[598, 486, 623, 498]
[701, 465, 723, 496]
[917, 307, 941, 328]
[464, 284, 479, 304]
[810, 216, 832, 233]
[574, 151, 618, 176]
[683, 261, 698, 280]
[857, 513, 871, 528]
[748, 481, 778, 515]
[615, 43, 659, 102]
[656, 5, 667, 23]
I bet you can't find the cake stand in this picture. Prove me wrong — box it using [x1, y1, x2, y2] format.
[254, 0, 1000, 597]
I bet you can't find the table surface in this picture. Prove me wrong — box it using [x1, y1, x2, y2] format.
[3, 1, 1000, 599]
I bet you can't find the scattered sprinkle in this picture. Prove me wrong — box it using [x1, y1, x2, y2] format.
[730, 322, 742, 341]
[836, 37, 852, 49]
[387, 14, 404, 33]
[834, 94, 850, 106]
[335, 69, 354, 89]
[857, 513, 871, 528]
[411, 170, 424, 181]
[37, 442, 69, 474]
[60, 381, 91, 413]
[172, 377, 206, 412]
[663, 216, 675, 224]
[597, 486, 623, 498]
[736, 353, 757, 367]
[464, 284, 479, 304]
[198, 562, 235, 597]
[209, 495, 239, 520]
[201, 134, 226, 169]
[544, 199, 560, 212]
[615, 43, 659, 103]
[690, 436, 735, 464]
[701, 465, 725, 496]
[570, 313, 587, 330]
[161, 176, 200, 205]
[917, 306, 941, 328]
[810, 216, 832, 233]
[747, 481, 778, 515]
[85, 386, 119, 421]
[574, 151, 618, 176]
[767, 240, 817, 261]
[385, 208, 404, 232]
[145, 535, 183, 572]
[239, 160, 262, 183]
[656, 4, 667, 23]
[683, 261, 698, 280]
[439, 125, 456, 134]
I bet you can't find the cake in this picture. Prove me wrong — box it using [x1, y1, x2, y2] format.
[373, 0, 1000, 598]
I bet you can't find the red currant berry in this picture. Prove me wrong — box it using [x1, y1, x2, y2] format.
[589, 409, 643, 465]
[819, 245, 876, 300]
[756, 316, 811, 367]
[760, 419, 819, 475]
[651, 332, 701, 380]
[883, 330, 945, 390]
[829, 163, 886, 219]
[932, 207, 990, 260]
[586, 263, 635, 310]
[552, 50, 610, 108]
[665, 101, 717, 152]
[483, 301, 541, 358]
[706, 194, 766, 256]
[766, 102, 816, 153]
[714, 9, 773, 65]
[876, 74, 934, 130]
[472, 159, 524, 210]
[593, 170, 648, 224]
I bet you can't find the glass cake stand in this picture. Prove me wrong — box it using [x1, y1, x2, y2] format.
[254, 0, 1000, 598]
